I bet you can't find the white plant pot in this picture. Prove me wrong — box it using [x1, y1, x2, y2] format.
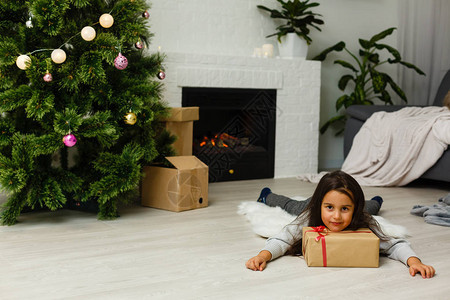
[278, 33, 308, 58]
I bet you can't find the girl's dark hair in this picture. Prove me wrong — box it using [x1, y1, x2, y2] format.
[286, 170, 387, 255]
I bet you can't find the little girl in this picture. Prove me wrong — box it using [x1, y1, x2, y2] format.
[246, 170, 435, 278]
[256, 188, 383, 215]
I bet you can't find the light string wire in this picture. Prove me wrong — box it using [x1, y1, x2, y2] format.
[20, 4, 121, 57]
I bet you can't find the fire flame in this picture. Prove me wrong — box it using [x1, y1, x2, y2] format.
[199, 133, 237, 148]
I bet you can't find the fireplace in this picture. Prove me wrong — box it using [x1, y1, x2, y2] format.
[160, 52, 320, 178]
[182, 87, 276, 182]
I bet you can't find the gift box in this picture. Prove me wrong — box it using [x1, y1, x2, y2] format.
[302, 226, 380, 267]
[163, 107, 199, 156]
[141, 156, 208, 212]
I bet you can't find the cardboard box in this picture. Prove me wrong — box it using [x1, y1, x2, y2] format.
[164, 107, 199, 156]
[141, 156, 208, 212]
[302, 227, 379, 267]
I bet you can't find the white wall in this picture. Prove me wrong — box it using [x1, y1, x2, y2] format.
[147, 0, 278, 56]
[309, 0, 400, 169]
[147, 0, 400, 171]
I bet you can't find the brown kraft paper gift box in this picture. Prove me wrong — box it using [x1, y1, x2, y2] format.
[163, 107, 199, 156]
[141, 156, 208, 212]
[302, 227, 380, 267]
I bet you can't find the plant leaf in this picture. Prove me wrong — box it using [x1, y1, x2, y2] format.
[368, 53, 380, 64]
[338, 75, 354, 91]
[370, 68, 386, 93]
[312, 41, 345, 61]
[335, 94, 349, 111]
[354, 85, 365, 104]
[359, 39, 372, 49]
[359, 50, 379, 64]
[346, 93, 356, 107]
[369, 27, 396, 44]
[378, 90, 393, 105]
[257, 5, 284, 19]
[334, 60, 358, 72]
[398, 61, 426, 76]
[375, 43, 401, 62]
[383, 73, 407, 102]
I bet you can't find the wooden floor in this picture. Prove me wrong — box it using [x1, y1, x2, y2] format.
[1, 177, 449, 299]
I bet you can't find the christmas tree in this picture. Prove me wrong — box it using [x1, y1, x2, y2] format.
[0, 0, 174, 225]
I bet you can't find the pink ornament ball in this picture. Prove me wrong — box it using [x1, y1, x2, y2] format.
[63, 134, 77, 147]
[114, 53, 128, 70]
[157, 70, 166, 80]
[142, 10, 150, 19]
[135, 41, 143, 49]
[43, 73, 53, 82]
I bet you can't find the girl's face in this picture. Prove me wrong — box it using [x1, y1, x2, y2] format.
[321, 190, 354, 232]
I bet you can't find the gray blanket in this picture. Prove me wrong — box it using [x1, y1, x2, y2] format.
[411, 193, 450, 227]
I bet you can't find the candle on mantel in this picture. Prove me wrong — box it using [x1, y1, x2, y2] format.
[253, 48, 263, 58]
[262, 44, 274, 58]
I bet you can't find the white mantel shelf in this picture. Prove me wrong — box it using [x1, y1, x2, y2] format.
[161, 52, 321, 178]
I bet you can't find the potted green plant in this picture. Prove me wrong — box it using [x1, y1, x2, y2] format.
[313, 27, 425, 135]
[257, 0, 324, 58]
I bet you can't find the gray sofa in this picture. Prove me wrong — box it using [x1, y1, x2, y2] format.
[344, 70, 450, 183]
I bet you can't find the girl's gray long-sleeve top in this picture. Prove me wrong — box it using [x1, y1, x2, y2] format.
[262, 223, 418, 266]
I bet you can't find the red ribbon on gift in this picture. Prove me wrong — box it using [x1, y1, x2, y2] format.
[306, 226, 329, 267]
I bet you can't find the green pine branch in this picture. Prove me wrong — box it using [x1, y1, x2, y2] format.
[0, 0, 171, 224]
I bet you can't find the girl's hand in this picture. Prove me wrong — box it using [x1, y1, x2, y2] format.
[407, 257, 435, 278]
[246, 250, 272, 271]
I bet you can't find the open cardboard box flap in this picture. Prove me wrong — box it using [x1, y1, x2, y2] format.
[166, 156, 207, 170]
[164, 107, 199, 122]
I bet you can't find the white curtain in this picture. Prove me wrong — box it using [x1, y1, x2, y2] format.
[397, 0, 450, 105]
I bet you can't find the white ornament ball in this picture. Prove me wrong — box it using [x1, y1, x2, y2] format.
[26, 20, 33, 28]
[51, 49, 66, 64]
[81, 26, 96, 41]
[16, 55, 31, 70]
[99, 13, 114, 28]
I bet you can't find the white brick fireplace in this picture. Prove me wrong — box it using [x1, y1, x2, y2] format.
[161, 52, 321, 178]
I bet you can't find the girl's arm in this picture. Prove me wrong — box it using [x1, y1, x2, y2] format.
[245, 223, 302, 271]
[380, 238, 435, 278]
[262, 223, 302, 260]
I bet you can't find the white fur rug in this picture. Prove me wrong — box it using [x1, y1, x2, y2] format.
[237, 199, 410, 239]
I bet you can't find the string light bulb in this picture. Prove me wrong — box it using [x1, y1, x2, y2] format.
[81, 26, 96, 41]
[51, 49, 66, 64]
[99, 13, 114, 28]
[16, 55, 31, 70]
